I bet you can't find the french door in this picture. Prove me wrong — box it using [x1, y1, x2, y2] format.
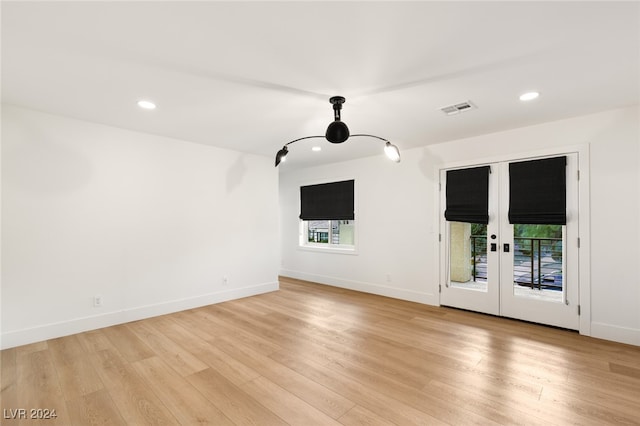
[439, 154, 580, 330]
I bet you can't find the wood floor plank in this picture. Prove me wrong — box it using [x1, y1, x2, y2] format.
[338, 404, 397, 426]
[197, 304, 290, 353]
[542, 376, 640, 416]
[14, 341, 48, 356]
[3, 276, 640, 425]
[126, 320, 208, 377]
[610, 361, 640, 379]
[361, 314, 572, 390]
[106, 380, 178, 425]
[186, 368, 288, 426]
[215, 335, 356, 419]
[1, 348, 18, 413]
[539, 384, 640, 425]
[422, 379, 549, 426]
[76, 329, 119, 354]
[14, 349, 71, 425]
[88, 349, 141, 390]
[54, 357, 104, 401]
[269, 350, 451, 426]
[47, 335, 88, 366]
[240, 376, 343, 426]
[188, 305, 283, 354]
[147, 316, 261, 386]
[88, 349, 178, 424]
[354, 316, 485, 365]
[566, 363, 640, 404]
[133, 356, 234, 425]
[386, 345, 544, 403]
[271, 326, 430, 391]
[48, 333, 104, 401]
[65, 389, 127, 426]
[409, 314, 604, 377]
[169, 309, 220, 341]
[322, 355, 503, 425]
[101, 325, 154, 363]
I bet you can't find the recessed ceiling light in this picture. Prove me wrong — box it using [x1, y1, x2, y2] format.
[312, 146, 322, 152]
[519, 92, 539, 101]
[137, 100, 157, 110]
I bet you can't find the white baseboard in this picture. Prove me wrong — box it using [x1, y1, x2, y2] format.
[590, 321, 640, 346]
[0, 281, 278, 350]
[280, 269, 439, 305]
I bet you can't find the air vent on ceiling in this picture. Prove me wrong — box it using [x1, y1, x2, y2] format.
[440, 101, 477, 115]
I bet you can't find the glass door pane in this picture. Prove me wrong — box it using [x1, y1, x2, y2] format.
[512, 224, 564, 303]
[449, 222, 488, 292]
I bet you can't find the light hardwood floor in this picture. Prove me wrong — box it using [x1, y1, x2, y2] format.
[2, 277, 640, 425]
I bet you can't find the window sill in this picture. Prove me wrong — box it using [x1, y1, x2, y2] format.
[297, 244, 358, 255]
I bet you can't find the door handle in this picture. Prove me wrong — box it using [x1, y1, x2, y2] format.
[490, 243, 497, 252]
[503, 243, 510, 253]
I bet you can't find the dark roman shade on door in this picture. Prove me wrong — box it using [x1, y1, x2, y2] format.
[509, 156, 566, 225]
[300, 179, 354, 220]
[445, 166, 490, 224]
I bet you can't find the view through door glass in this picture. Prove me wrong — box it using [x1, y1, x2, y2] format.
[512, 224, 564, 303]
[449, 222, 487, 292]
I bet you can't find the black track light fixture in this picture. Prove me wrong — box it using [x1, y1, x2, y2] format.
[274, 96, 400, 167]
[274, 145, 288, 167]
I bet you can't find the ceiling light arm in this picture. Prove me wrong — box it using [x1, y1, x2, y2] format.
[275, 135, 324, 166]
[283, 135, 325, 147]
[349, 133, 390, 143]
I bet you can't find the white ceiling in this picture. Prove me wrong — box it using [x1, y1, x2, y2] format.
[2, 2, 639, 170]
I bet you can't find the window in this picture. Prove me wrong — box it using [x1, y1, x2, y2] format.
[299, 180, 355, 251]
[304, 220, 355, 245]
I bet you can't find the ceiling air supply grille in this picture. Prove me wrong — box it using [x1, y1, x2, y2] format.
[440, 101, 476, 115]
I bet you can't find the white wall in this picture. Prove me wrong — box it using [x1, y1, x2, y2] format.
[281, 153, 438, 305]
[1, 105, 280, 349]
[280, 105, 640, 346]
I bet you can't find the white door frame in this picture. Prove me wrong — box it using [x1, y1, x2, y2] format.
[437, 144, 591, 336]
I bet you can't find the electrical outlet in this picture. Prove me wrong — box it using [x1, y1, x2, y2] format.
[94, 295, 103, 307]
[222, 276, 229, 285]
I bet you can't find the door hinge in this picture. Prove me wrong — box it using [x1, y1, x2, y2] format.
[439, 233, 442, 242]
[578, 305, 581, 315]
[577, 237, 581, 248]
[439, 182, 442, 191]
[439, 284, 442, 293]
[577, 170, 580, 181]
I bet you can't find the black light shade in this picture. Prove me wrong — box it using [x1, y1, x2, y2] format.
[275, 146, 288, 167]
[325, 120, 350, 144]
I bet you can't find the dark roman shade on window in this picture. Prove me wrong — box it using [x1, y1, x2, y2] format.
[509, 156, 566, 225]
[300, 179, 354, 220]
[445, 166, 490, 224]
